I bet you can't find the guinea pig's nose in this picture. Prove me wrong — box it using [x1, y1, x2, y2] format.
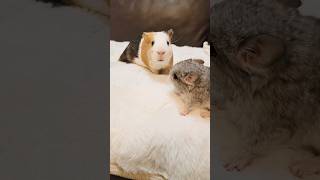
[157, 51, 165, 56]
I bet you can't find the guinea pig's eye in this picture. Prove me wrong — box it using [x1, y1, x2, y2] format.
[151, 41, 154, 46]
[167, 41, 170, 46]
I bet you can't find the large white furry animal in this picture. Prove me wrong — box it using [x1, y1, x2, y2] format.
[110, 41, 210, 180]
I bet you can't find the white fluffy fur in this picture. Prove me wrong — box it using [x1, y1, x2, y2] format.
[110, 40, 210, 180]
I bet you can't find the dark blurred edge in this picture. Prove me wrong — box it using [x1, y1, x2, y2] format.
[35, 0, 74, 6]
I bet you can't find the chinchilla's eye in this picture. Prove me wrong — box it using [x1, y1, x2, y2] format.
[167, 41, 170, 46]
[173, 73, 178, 80]
[151, 41, 155, 46]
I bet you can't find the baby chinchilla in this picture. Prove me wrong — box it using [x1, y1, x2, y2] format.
[170, 59, 210, 118]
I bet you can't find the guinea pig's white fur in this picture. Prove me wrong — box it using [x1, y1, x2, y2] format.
[134, 30, 174, 74]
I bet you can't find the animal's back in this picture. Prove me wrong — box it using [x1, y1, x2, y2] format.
[119, 38, 141, 63]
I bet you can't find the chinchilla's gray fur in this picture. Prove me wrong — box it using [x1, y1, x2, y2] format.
[170, 59, 210, 115]
[211, 0, 320, 175]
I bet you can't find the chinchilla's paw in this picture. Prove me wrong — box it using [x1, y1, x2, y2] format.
[289, 158, 320, 178]
[224, 152, 256, 172]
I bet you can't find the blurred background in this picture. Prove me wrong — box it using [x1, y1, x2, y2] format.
[110, 0, 209, 47]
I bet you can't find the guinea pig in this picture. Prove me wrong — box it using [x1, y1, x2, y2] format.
[211, 0, 320, 177]
[170, 59, 210, 118]
[119, 29, 174, 74]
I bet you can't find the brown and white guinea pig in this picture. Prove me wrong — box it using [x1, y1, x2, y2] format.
[119, 29, 174, 74]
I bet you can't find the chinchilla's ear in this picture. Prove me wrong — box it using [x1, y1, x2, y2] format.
[277, 0, 302, 8]
[182, 72, 199, 86]
[236, 34, 285, 75]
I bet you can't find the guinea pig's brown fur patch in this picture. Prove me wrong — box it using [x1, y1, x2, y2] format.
[159, 58, 173, 74]
[140, 32, 154, 68]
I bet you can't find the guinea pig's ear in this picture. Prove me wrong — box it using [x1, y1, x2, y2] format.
[142, 32, 147, 38]
[167, 29, 174, 40]
[236, 34, 285, 74]
[182, 72, 199, 86]
[192, 59, 205, 65]
[277, 0, 302, 8]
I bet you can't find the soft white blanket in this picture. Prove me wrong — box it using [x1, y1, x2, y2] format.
[110, 41, 210, 180]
